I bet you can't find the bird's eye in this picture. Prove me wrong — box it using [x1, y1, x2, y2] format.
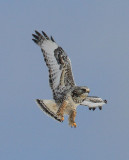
[82, 89, 86, 92]
[72, 90, 78, 96]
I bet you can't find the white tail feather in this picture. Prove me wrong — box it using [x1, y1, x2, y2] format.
[35, 99, 61, 122]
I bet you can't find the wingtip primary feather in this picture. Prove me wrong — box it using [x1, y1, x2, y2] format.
[36, 99, 40, 103]
[32, 39, 38, 44]
[32, 34, 39, 40]
[51, 36, 55, 42]
[42, 31, 49, 40]
[35, 30, 42, 37]
[104, 100, 107, 104]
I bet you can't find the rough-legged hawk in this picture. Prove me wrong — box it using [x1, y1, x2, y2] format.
[32, 31, 107, 128]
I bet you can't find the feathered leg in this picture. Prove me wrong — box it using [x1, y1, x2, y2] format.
[68, 110, 77, 128]
[56, 100, 68, 121]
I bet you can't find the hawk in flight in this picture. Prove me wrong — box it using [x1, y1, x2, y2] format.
[32, 31, 107, 128]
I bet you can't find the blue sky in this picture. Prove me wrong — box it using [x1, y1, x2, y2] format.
[0, 1, 129, 160]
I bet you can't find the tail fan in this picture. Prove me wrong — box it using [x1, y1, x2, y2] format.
[35, 99, 61, 122]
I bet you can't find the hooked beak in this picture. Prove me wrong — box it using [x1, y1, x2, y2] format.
[86, 88, 90, 93]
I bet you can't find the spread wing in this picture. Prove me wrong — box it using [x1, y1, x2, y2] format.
[81, 96, 107, 110]
[32, 31, 75, 101]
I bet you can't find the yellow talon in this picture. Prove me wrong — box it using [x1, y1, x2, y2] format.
[73, 122, 77, 128]
[71, 122, 77, 128]
[57, 112, 64, 122]
[61, 117, 64, 122]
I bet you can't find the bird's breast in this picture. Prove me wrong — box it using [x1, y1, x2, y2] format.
[64, 95, 78, 115]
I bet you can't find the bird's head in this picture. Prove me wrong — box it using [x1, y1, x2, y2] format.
[71, 86, 90, 103]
